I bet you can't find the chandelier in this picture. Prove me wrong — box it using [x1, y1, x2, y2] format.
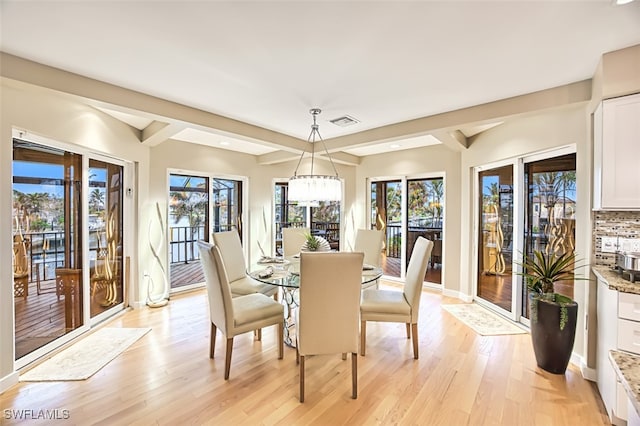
[288, 108, 342, 203]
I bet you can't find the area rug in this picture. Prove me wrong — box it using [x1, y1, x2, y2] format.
[441, 304, 527, 336]
[20, 327, 151, 381]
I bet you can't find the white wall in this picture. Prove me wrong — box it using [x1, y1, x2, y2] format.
[0, 82, 151, 391]
[459, 105, 592, 364]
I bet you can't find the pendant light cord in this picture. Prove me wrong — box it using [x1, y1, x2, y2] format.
[292, 108, 339, 178]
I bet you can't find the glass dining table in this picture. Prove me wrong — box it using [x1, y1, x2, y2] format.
[248, 255, 383, 347]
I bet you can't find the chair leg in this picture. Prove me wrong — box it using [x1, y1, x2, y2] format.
[210, 323, 217, 358]
[411, 323, 419, 359]
[224, 337, 234, 380]
[406, 323, 411, 339]
[342, 353, 347, 360]
[351, 352, 358, 399]
[255, 329, 262, 341]
[278, 323, 283, 360]
[360, 320, 366, 356]
[299, 355, 305, 402]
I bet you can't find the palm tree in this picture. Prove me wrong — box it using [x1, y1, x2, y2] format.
[408, 181, 428, 225]
[89, 188, 105, 215]
[428, 179, 444, 227]
[533, 171, 576, 256]
[12, 190, 50, 232]
[170, 180, 207, 261]
[386, 183, 402, 223]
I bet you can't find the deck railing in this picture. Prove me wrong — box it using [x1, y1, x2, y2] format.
[384, 225, 442, 259]
[168, 224, 236, 264]
[386, 224, 401, 258]
[169, 225, 207, 264]
[19, 230, 111, 283]
[20, 223, 438, 278]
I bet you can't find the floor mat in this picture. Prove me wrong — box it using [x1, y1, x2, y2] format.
[441, 304, 527, 336]
[20, 327, 151, 381]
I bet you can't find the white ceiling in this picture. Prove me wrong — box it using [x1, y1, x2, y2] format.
[1, 1, 640, 156]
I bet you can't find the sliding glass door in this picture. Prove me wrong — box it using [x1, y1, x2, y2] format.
[88, 158, 124, 318]
[168, 174, 209, 289]
[212, 178, 243, 234]
[369, 176, 445, 282]
[522, 153, 576, 318]
[13, 139, 84, 359]
[476, 165, 514, 312]
[474, 149, 577, 322]
[168, 174, 245, 290]
[407, 177, 444, 284]
[371, 180, 402, 278]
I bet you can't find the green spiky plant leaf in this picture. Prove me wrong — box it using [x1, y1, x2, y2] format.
[304, 232, 320, 251]
[516, 251, 587, 295]
[516, 251, 589, 330]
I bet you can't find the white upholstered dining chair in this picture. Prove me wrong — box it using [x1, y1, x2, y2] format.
[212, 231, 278, 299]
[353, 228, 384, 289]
[360, 236, 433, 359]
[296, 251, 364, 402]
[198, 240, 284, 380]
[282, 227, 309, 257]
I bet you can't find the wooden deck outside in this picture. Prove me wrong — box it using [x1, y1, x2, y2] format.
[382, 254, 442, 284]
[170, 261, 204, 289]
[13, 277, 123, 359]
[13, 281, 66, 358]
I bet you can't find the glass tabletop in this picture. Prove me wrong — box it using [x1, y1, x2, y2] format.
[249, 256, 383, 289]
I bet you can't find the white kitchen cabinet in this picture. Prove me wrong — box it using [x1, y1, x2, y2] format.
[593, 92, 640, 210]
[595, 268, 640, 424]
[597, 278, 622, 424]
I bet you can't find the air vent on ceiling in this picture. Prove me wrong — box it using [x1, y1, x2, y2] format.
[329, 115, 360, 127]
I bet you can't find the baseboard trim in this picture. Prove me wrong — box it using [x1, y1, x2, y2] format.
[442, 288, 473, 302]
[578, 357, 597, 382]
[0, 371, 19, 394]
[131, 301, 146, 309]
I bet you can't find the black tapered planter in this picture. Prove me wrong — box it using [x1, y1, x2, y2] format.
[529, 294, 578, 374]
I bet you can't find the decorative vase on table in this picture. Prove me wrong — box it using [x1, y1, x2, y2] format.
[301, 233, 331, 252]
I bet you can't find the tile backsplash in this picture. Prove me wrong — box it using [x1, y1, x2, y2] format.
[593, 211, 640, 266]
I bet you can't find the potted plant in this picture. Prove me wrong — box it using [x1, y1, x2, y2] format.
[517, 250, 589, 374]
[301, 232, 331, 252]
[302, 232, 320, 251]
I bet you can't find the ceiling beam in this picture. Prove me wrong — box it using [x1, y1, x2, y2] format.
[257, 148, 360, 167]
[0, 52, 307, 152]
[0, 52, 591, 157]
[315, 151, 361, 167]
[431, 130, 468, 152]
[319, 79, 592, 151]
[141, 121, 187, 146]
[257, 150, 301, 165]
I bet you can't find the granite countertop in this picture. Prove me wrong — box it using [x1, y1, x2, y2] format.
[610, 350, 640, 415]
[592, 265, 640, 295]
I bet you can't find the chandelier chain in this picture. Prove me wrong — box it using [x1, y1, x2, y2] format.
[288, 108, 342, 203]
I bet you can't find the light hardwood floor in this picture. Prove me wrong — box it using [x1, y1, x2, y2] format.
[1, 281, 609, 425]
